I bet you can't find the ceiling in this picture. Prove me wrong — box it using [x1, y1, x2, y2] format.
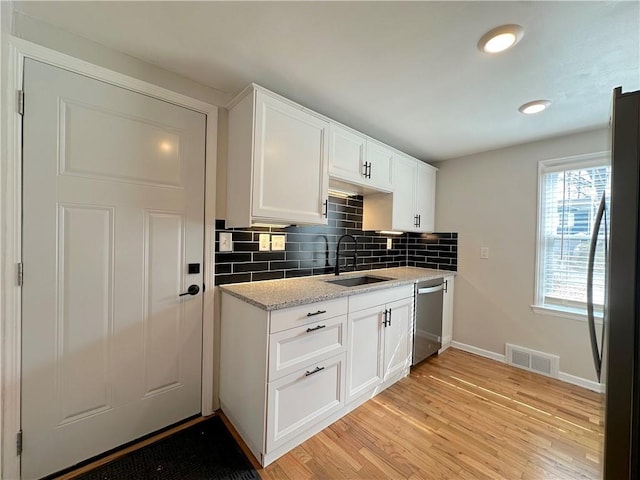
[12, 1, 640, 161]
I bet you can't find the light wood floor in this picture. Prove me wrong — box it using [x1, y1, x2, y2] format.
[258, 348, 604, 480]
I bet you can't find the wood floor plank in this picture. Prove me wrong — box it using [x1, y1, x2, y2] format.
[259, 348, 603, 479]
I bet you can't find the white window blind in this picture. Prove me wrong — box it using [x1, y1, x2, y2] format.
[536, 154, 610, 317]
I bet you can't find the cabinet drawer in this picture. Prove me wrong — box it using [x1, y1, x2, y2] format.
[269, 297, 348, 333]
[348, 285, 414, 313]
[269, 315, 346, 381]
[266, 352, 345, 451]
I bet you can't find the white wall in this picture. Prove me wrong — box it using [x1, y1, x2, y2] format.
[435, 128, 609, 382]
[11, 11, 231, 107]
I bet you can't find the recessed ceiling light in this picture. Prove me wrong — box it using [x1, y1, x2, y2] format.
[519, 100, 551, 115]
[478, 24, 524, 53]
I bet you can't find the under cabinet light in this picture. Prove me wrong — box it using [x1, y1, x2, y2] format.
[328, 188, 357, 199]
[379, 231, 404, 235]
[252, 223, 290, 228]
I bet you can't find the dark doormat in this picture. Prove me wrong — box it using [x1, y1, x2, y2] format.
[75, 416, 260, 480]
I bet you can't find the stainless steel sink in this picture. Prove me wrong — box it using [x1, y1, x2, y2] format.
[326, 275, 392, 287]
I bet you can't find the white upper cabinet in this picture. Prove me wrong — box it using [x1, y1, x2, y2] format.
[226, 83, 436, 231]
[415, 161, 436, 232]
[363, 154, 437, 233]
[328, 125, 393, 193]
[364, 140, 394, 192]
[329, 124, 367, 185]
[390, 155, 418, 232]
[226, 86, 329, 227]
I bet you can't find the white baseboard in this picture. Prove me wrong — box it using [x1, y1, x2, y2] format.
[451, 341, 506, 363]
[450, 341, 604, 394]
[559, 372, 605, 393]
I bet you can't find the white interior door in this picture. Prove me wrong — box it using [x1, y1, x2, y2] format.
[21, 59, 206, 479]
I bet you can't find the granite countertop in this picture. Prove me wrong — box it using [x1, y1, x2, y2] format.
[218, 266, 455, 311]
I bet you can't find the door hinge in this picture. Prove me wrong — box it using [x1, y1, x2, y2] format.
[17, 262, 23, 287]
[16, 430, 22, 456]
[17, 90, 24, 116]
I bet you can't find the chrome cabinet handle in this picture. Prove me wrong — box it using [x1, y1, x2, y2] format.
[305, 366, 325, 377]
[179, 284, 200, 296]
[306, 324, 326, 333]
[306, 310, 327, 317]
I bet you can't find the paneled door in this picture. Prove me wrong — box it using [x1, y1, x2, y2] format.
[21, 59, 206, 479]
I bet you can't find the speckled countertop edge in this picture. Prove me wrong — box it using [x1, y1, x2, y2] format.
[218, 267, 456, 311]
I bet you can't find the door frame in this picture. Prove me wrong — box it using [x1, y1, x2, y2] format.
[1, 36, 219, 479]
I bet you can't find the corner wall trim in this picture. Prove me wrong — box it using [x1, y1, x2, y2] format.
[450, 341, 605, 394]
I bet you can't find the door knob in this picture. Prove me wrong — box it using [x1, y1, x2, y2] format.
[179, 284, 200, 297]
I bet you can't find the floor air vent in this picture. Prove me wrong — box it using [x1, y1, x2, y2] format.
[505, 343, 559, 378]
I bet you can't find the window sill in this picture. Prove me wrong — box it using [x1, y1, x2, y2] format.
[531, 305, 604, 324]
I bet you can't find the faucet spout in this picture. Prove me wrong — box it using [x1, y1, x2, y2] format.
[335, 234, 358, 276]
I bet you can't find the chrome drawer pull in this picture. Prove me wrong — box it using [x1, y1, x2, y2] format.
[306, 310, 327, 317]
[306, 324, 326, 333]
[305, 366, 325, 377]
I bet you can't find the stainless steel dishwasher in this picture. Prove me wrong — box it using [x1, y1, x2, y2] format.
[412, 277, 444, 365]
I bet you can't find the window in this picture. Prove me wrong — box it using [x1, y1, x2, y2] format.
[534, 153, 610, 318]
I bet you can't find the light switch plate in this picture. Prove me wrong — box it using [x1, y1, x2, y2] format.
[480, 246, 489, 259]
[272, 234, 285, 251]
[219, 232, 233, 252]
[259, 233, 271, 251]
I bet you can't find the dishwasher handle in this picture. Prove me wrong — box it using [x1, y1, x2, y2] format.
[417, 284, 444, 294]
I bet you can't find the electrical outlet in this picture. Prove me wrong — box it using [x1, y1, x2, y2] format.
[219, 232, 233, 252]
[272, 234, 285, 251]
[480, 247, 489, 259]
[259, 233, 270, 251]
[386, 238, 393, 250]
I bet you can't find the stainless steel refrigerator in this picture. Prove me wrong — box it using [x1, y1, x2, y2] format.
[590, 87, 640, 479]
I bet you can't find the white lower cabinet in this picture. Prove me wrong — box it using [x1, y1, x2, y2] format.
[440, 275, 455, 352]
[220, 284, 414, 467]
[383, 297, 413, 381]
[346, 305, 384, 401]
[346, 286, 413, 404]
[266, 352, 345, 451]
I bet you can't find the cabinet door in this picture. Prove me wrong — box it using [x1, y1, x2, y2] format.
[328, 124, 367, 184]
[441, 276, 455, 351]
[392, 155, 418, 232]
[416, 162, 436, 232]
[346, 306, 384, 403]
[383, 296, 413, 381]
[366, 140, 394, 192]
[253, 91, 329, 225]
[266, 353, 345, 451]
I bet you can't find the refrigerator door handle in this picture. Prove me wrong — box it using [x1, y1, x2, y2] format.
[587, 191, 607, 383]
